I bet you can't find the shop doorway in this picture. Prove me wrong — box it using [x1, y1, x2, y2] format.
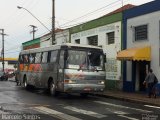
[138, 61, 150, 91]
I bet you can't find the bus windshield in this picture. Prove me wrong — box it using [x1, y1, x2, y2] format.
[66, 50, 105, 71]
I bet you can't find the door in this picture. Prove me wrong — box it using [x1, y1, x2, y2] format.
[57, 50, 65, 91]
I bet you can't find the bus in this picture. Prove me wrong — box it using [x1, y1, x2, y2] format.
[17, 43, 106, 96]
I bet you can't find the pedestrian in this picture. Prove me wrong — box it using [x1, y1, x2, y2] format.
[143, 69, 158, 98]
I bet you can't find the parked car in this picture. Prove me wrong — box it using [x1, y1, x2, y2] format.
[0, 71, 8, 81]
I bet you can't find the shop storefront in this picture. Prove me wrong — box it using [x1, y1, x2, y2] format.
[120, 0, 160, 93]
[117, 46, 151, 92]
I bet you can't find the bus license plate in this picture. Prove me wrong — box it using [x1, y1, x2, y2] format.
[84, 87, 91, 91]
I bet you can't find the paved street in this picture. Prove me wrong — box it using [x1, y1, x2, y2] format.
[0, 80, 160, 120]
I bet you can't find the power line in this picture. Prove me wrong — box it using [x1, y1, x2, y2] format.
[17, 6, 51, 32]
[4, 0, 121, 44]
[2, 0, 130, 55]
[59, 0, 121, 27]
[58, 0, 131, 29]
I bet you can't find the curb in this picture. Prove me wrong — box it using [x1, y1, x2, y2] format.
[92, 93, 160, 107]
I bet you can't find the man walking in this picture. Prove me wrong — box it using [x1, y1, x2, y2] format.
[143, 69, 157, 98]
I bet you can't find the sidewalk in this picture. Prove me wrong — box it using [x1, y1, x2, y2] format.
[95, 90, 160, 107]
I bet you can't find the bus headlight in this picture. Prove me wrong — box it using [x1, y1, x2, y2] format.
[98, 81, 105, 85]
[64, 80, 76, 84]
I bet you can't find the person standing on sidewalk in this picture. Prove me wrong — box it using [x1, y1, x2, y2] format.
[143, 69, 157, 98]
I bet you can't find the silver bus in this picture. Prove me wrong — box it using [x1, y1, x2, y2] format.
[18, 43, 106, 96]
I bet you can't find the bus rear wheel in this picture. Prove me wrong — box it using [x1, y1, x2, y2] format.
[49, 81, 58, 97]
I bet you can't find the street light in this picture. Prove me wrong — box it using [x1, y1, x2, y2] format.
[17, 6, 51, 32]
[17, 5, 55, 45]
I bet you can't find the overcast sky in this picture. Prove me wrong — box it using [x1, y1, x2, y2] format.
[0, 0, 154, 58]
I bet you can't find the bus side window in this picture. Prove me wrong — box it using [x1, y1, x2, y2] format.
[29, 53, 35, 63]
[47, 51, 51, 63]
[50, 50, 58, 63]
[59, 50, 64, 68]
[24, 54, 29, 63]
[42, 52, 48, 63]
[19, 55, 23, 63]
[35, 53, 42, 63]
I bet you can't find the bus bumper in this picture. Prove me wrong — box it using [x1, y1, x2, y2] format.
[64, 84, 105, 93]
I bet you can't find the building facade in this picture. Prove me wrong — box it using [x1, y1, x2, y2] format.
[56, 29, 70, 44]
[22, 29, 70, 49]
[40, 33, 51, 47]
[22, 38, 40, 50]
[40, 29, 70, 47]
[117, 0, 160, 92]
[70, 13, 123, 90]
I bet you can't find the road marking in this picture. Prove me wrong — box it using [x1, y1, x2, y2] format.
[0, 106, 9, 114]
[94, 101, 152, 113]
[34, 106, 82, 120]
[106, 108, 128, 115]
[11, 103, 50, 107]
[0, 110, 9, 114]
[64, 106, 107, 119]
[118, 115, 139, 120]
[144, 105, 160, 109]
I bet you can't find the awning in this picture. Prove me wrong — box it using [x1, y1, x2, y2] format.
[117, 46, 151, 61]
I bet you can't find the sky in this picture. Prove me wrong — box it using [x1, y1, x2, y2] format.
[0, 0, 154, 58]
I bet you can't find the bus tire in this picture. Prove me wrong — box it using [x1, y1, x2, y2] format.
[49, 81, 58, 97]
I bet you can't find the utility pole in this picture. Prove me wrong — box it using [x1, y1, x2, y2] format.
[52, 0, 55, 45]
[121, 0, 124, 50]
[0, 29, 7, 73]
[30, 25, 37, 40]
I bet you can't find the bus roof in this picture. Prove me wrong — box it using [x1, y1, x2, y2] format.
[62, 43, 102, 49]
[20, 43, 103, 54]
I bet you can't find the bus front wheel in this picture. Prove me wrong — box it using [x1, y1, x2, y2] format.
[49, 81, 58, 97]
